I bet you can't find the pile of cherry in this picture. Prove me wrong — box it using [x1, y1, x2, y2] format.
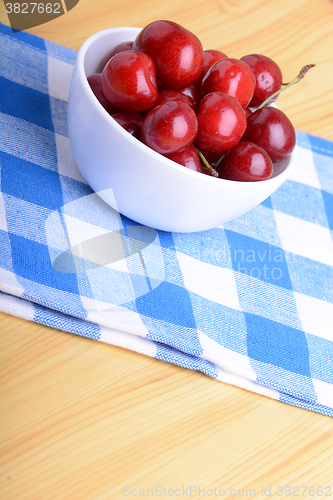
[88, 20, 308, 182]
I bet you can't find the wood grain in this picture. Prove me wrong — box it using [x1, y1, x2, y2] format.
[1, 1, 333, 499]
[1, 312, 333, 500]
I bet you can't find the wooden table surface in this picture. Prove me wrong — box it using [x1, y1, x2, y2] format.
[1, 1, 333, 499]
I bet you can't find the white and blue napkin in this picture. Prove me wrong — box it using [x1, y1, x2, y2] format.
[1, 23, 333, 416]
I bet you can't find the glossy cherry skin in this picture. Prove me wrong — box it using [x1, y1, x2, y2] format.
[141, 101, 198, 155]
[199, 150, 225, 164]
[87, 73, 120, 115]
[133, 20, 204, 90]
[217, 141, 273, 182]
[159, 84, 201, 111]
[151, 89, 196, 111]
[194, 49, 228, 87]
[100, 41, 134, 71]
[165, 144, 203, 173]
[179, 85, 201, 112]
[201, 58, 255, 108]
[101, 50, 158, 113]
[111, 112, 144, 140]
[240, 54, 282, 107]
[133, 20, 178, 56]
[194, 92, 247, 155]
[243, 106, 296, 163]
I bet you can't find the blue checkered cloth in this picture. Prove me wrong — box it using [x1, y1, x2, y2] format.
[1, 23, 333, 416]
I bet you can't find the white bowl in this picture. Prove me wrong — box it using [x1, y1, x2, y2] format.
[67, 27, 297, 233]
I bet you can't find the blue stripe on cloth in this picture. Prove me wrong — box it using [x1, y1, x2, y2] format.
[155, 342, 218, 378]
[0, 115, 59, 171]
[224, 204, 281, 247]
[3, 193, 52, 246]
[0, 22, 47, 51]
[260, 196, 273, 209]
[232, 273, 302, 330]
[146, 318, 203, 356]
[49, 96, 69, 136]
[0, 229, 15, 272]
[1, 22, 333, 417]
[0, 76, 55, 131]
[256, 370, 317, 404]
[245, 313, 312, 377]
[33, 302, 100, 340]
[321, 191, 333, 231]
[306, 334, 333, 385]
[308, 133, 333, 159]
[279, 394, 333, 417]
[309, 136, 333, 195]
[57, 174, 93, 204]
[286, 254, 333, 303]
[9, 233, 81, 295]
[136, 281, 197, 329]
[270, 179, 330, 228]
[0, 31, 49, 94]
[173, 227, 232, 268]
[1, 152, 63, 209]
[44, 39, 77, 65]
[225, 229, 293, 289]
[188, 293, 248, 355]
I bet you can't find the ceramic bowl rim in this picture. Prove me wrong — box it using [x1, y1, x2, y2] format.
[75, 26, 297, 190]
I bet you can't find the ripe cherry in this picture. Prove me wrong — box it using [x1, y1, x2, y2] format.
[90, 22, 315, 185]
[199, 150, 225, 164]
[100, 41, 134, 71]
[101, 50, 158, 113]
[201, 58, 255, 108]
[149, 89, 196, 112]
[194, 92, 247, 155]
[87, 73, 120, 115]
[217, 141, 273, 181]
[165, 144, 203, 173]
[243, 106, 296, 163]
[179, 85, 201, 112]
[194, 49, 228, 87]
[240, 54, 282, 107]
[111, 112, 144, 140]
[133, 20, 204, 89]
[141, 101, 198, 155]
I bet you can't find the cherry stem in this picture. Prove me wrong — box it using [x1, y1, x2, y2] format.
[214, 154, 225, 167]
[256, 63, 315, 110]
[197, 149, 219, 177]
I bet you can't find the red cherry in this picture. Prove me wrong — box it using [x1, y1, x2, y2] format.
[100, 41, 134, 71]
[217, 141, 273, 182]
[133, 20, 178, 56]
[158, 84, 201, 112]
[240, 54, 283, 107]
[178, 85, 201, 112]
[87, 73, 120, 115]
[101, 50, 158, 113]
[194, 49, 228, 87]
[201, 58, 255, 108]
[200, 150, 225, 164]
[194, 92, 247, 155]
[151, 89, 196, 112]
[111, 112, 144, 140]
[133, 20, 204, 90]
[165, 144, 203, 173]
[243, 106, 296, 163]
[141, 101, 198, 155]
